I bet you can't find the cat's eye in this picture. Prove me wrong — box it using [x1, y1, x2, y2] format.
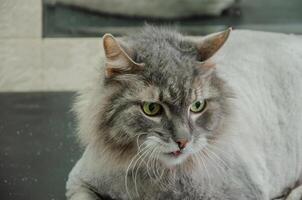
[190, 100, 207, 113]
[142, 102, 162, 116]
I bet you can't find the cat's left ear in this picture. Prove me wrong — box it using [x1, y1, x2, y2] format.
[102, 33, 145, 78]
[196, 28, 232, 62]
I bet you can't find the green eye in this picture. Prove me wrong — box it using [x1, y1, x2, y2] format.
[190, 100, 206, 113]
[142, 102, 162, 116]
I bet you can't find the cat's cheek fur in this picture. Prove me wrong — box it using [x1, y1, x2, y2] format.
[193, 99, 225, 133]
[195, 110, 220, 131]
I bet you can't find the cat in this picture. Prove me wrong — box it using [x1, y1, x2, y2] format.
[66, 26, 302, 200]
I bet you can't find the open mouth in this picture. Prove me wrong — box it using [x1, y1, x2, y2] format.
[160, 150, 191, 167]
[169, 150, 182, 157]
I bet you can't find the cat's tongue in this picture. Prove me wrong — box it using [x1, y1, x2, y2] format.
[172, 150, 181, 157]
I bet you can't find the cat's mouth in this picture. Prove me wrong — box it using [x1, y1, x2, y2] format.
[170, 150, 182, 157]
[165, 145, 192, 158]
[159, 150, 190, 167]
[164, 150, 184, 158]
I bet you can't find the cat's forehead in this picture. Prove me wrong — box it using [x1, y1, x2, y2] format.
[137, 59, 200, 105]
[138, 77, 197, 105]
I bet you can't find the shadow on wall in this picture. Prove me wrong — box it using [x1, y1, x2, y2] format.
[43, 0, 241, 37]
[45, 0, 237, 18]
[43, 0, 302, 37]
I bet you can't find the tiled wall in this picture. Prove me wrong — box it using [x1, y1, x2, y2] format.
[0, 0, 102, 91]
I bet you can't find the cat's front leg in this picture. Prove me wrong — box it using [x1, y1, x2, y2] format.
[66, 179, 102, 200]
[66, 190, 101, 200]
[66, 166, 104, 200]
[286, 185, 302, 200]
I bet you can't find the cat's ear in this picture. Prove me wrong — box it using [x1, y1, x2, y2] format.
[102, 33, 144, 78]
[196, 28, 231, 62]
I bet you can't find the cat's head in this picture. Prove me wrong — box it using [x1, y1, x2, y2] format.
[75, 26, 233, 168]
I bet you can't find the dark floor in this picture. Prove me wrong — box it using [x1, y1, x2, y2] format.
[0, 92, 81, 200]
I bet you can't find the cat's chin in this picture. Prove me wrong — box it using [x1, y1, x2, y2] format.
[159, 152, 191, 167]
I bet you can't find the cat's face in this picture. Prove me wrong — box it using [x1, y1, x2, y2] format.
[101, 67, 229, 167]
[87, 27, 232, 168]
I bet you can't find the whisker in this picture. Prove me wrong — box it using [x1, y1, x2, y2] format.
[153, 150, 162, 180]
[202, 148, 225, 178]
[153, 151, 170, 191]
[132, 146, 154, 196]
[147, 148, 159, 181]
[206, 142, 236, 163]
[205, 147, 228, 171]
[195, 152, 212, 190]
[136, 133, 148, 150]
[125, 144, 151, 199]
[145, 147, 158, 180]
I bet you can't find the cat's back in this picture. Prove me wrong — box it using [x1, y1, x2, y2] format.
[214, 30, 302, 196]
[215, 29, 302, 120]
[215, 29, 302, 89]
[214, 29, 302, 143]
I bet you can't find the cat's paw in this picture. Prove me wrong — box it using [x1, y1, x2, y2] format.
[286, 185, 302, 200]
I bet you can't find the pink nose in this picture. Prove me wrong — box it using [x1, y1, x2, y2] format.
[176, 139, 188, 150]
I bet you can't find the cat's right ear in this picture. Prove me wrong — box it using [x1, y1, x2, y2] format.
[102, 34, 145, 78]
[196, 28, 231, 62]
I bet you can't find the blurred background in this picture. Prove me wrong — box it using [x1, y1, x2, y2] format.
[0, 0, 301, 199]
[43, 0, 302, 37]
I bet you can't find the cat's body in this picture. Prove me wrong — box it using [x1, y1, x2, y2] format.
[66, 28, 302, 200]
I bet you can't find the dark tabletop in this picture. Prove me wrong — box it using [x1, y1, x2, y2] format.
[0, 92, 82, 200]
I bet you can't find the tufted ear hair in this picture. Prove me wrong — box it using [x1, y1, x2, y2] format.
[102, 34, 145, 78]
[196, 28, 232, 62]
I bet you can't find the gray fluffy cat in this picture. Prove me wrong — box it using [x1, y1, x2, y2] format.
[66, 26, 302, 200]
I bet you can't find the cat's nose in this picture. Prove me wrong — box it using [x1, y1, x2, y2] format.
[176, 139, 188, 150]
